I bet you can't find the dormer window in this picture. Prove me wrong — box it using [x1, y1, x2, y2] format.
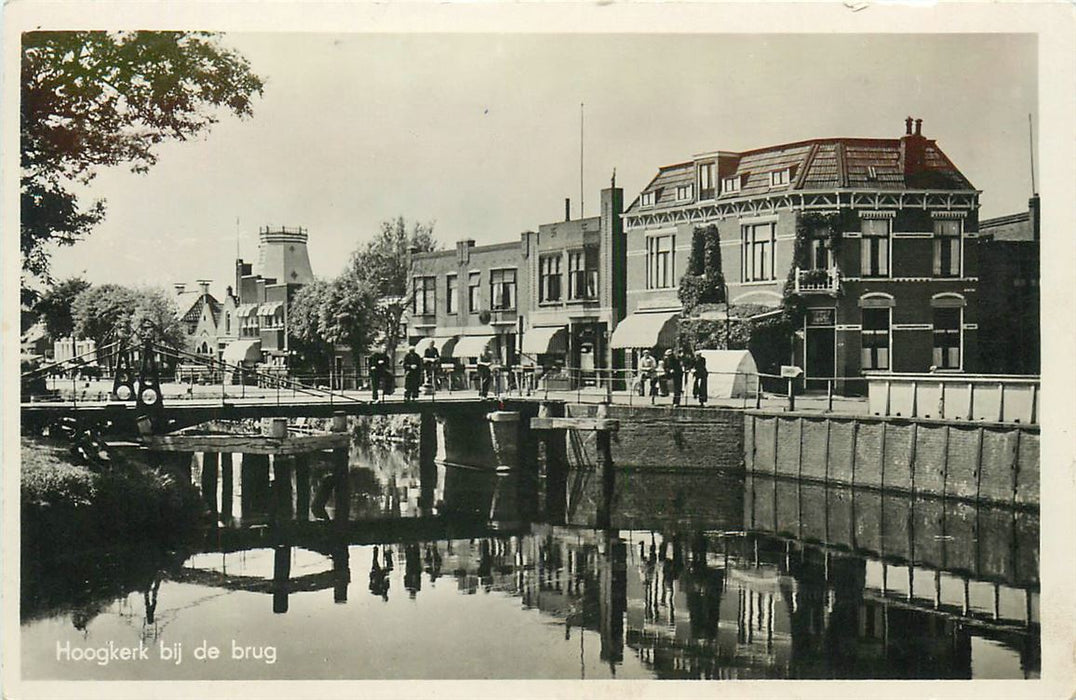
[722, 176, 742, 194]
[867, 165, 878, 181]
[698, 163, 715, 199]
[676, 184, 693, 202]
[641, 191, 656, 207]
[770, 168, 791, 187]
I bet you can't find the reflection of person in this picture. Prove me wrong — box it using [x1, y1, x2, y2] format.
[476, 351, 493, 398]
[692, 350, 708, 406]
[637, 349, 657, 398]
[368, 349, 391, 402]
[404, 543, 422, 598]
[369, 546, 390, 601]
[424, 543, 443, 583]
[402, 346, 422, 401]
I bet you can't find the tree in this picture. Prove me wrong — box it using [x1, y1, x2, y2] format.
[678, 224, 726, 312]
[33, 277, 91, 339]
[72, 284, 186, 369]
[288, 279, 335, 372]
[346, 217, 438, 357]
[21, 31, 264, 283]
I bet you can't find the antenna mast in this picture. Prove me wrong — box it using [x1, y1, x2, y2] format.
[580, 102, 584, 219]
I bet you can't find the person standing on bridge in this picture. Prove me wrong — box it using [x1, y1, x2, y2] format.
[637, 349, 657, 399]
[422, 343, 441, 390]
[402, 345, 423, 402]
[664, 348, 683, 406]
[476, 350, 493, 398]
[368, 348, 391, 403]
[692, 350, 708, 406]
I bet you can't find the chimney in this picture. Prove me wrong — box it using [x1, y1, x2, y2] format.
[173, 283, 186, 295]
[901, 116, 926, 177]
[905, 116, 913, 135]
[197, 279, 211, 296]
[565, 198, 571, 221]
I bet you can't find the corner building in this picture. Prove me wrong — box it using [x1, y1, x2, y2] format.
[620, 118, 981, 388]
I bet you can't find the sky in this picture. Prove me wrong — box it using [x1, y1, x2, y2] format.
[45, 32, 1038, 292]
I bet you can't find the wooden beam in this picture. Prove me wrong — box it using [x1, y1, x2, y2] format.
[141, 433, 349, 454]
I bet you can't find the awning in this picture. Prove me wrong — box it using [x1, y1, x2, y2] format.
[413, 336, 457, 354]
[258, 301, 284, 315]
[522, 326, 567, 355]
[236, 303, 259, 318]
[610, 311, 679, 350]
[222, 339, 262, 365]
[451, 335, 496, 359]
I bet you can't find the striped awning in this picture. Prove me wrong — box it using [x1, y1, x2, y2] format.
[610, 311, 679, 350]
[258, 301, 285, 315]
[236, 303, 259, 318]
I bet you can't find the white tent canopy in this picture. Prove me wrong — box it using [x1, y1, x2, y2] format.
[696, 349, 758, 399]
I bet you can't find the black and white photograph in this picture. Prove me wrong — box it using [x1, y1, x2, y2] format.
[4, 3, 1075, 697]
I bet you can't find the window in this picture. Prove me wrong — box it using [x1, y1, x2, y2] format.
[698, 163, 715, 199]
[539, 255, 562, 302]
[646, 235, 675, 289]
[933, 219, 961, 277]
[446, 274, 458, 314]
[225, 313, 231, 335]
[932, 307, 962, 369]
[568, 247, 599, 300]
[676, 184, 693, 202]
[413, 276, 436, 315]
[641, 191, 656, 207]
[489, 269, 517, 310]
[860, 217, 890, 277]
[468, 272, 481, 313]
[741, 222, 777, 282]
[770, 169, 791, 187]
[861, 308, 890, 370]
[809, 238, 830, 270]
[722, 176, 742, 194]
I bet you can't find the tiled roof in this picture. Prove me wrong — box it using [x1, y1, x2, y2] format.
[175, 292, 222, 323]
[627, 133, 974, 215]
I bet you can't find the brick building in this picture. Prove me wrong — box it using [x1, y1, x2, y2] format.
[519, 186, 625, 380]
[618, 118, 981, 388]
[978, 196, 1040, 374]
[409, 238, 528, 369]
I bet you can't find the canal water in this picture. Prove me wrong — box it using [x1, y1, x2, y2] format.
[21, 440, 1039, 680]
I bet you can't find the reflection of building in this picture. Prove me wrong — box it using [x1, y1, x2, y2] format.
[620, 118, 982, 385]
[978, 196, 1040, 374]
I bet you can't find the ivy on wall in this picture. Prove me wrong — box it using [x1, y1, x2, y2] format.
[678, 224, 726, 312]
[781, 210, 847, 327]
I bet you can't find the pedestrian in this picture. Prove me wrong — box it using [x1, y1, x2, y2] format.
[422, 343, 441, 389]
[652, 356, 665, 402]
[664, 348, 683, 406]
[476, 351, 493, 398]
[693, 350, 708, 406]
[637, 349, 657, 397]
[402, 345, 423, 402]
[368, 348, 391, 403]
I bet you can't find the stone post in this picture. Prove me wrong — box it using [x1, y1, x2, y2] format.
[596, 403, 616, 530]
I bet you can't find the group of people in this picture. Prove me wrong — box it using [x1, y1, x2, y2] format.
[635, 347, 709, 406]
[370, 343, 446, 403]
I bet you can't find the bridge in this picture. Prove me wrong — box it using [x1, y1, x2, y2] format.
[21, 338, 556, 435]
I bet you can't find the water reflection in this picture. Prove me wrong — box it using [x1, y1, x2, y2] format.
[21, 440, 1039, 680]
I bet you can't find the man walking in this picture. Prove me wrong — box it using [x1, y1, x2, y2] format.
[402, 345, 423, 402]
